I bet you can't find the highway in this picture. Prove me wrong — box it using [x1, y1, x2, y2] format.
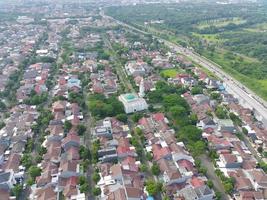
[169, 44, 267, 127]
[101, 11, 267, 127]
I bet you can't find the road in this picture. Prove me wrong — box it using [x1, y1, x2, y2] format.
[199, 154, 230, 200]
[101, 33, 135, 93]
[101, 11, 267, 128]
[236, 126, 262, 162]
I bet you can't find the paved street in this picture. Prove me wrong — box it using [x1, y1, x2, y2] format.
[199, 154, 230, 200]
[102, 33, 135, 93]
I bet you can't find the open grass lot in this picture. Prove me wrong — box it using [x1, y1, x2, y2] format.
[245, 22, 267, 32]
[196, 17, 246, 29]
[160, 68, 182, 78]
[192, 33, 226, 44]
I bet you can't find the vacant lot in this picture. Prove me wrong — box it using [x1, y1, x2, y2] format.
[160, 69, 183, 78]
[196, 17, 246, 29]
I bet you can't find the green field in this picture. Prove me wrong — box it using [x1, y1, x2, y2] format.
[245, 22, 267, 32]
[192, 33, 226, 44]
[160, 69, 182, 78]
[196, 17, 246, 29]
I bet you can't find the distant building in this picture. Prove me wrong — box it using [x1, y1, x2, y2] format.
[217, 119, 235, 133]
[125, 61, 148, 77]
[17, 16, 34, 24]
[118, 93, 148, 114]
[176, 185, 214, 200]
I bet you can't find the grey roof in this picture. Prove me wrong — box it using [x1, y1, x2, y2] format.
[49, 120, 63, 126]
[177, 185, 213, 200]
[195, 185, 213, 196]
[0, 172, 11, 183]
[11, 140, 26, 153]
[203, 117, 216, 126]
[176, 186, 198, 200]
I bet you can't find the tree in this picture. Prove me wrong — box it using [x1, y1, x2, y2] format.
[258, 146, 263, 153]
[146, 152, 153, 161]
[210, 92, 221, 100]
[189, 141, 206, 156]
[92, 140, 100, 163]
[0, 101, 6, 111]
[37, 145, 47, 156]
[135, 127, 143, 136]
[131, 113, 143, 123]
[68, 92, 83, 104]
[146, 180, 158, 196]
[79, 176, 87, 185]
[207, 180, 213, 188]
[81, 159, 90, 170]
[191, 86, 203, 95]
[77, 124, 87, 136]
[0, 121, 5, 130]
[92, 171, 101, 183]
[163, 94, 181, 108]
[92, 187, 101, 196]
[215, 106, 228, 119]
[87, 94, 124, 118]
[116, 113, 128, 123]
[80, 182, 89, 193]
[79, 176, 90, 193]
[189, 113, 198, 125]
[224, 182, 234, 194]
[242, 127, 248, 135]
[163, 196, 171, 200]
[165, 94, 189, 111]
[79, 146, 91, 160]
[215, 191, 222, 200]
[199, 166, 207, 175]
[26, 178, 34, 186]
[258, 162, 267, 173]
[145, 180, 163, 196]
[140, 164, 148, 172]
[177, 125, 202, 144]
[28, 166, 41, 179]
[64, 121, 72, 132]
[21, 154, 32, 169]
[169, 105, 187, 118]
[151, 162, 160, 176]
[12, 184, 23, 198]
[229, 112, 242, 126]
[24, 92, 48, 105]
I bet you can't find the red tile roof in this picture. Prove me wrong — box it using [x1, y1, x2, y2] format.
[152, 113, 165, 122]
[191, 176, 205, 188]
[152, 144, 171, 161]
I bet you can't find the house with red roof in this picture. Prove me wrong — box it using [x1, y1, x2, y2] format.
[152, 144, 172, 161]
[62, 132, 80, 151]
[59, 160, 80, 178]
[52, 101, 66, 113]
[121, 156, 139, 172]
[117, 146, 137, 160]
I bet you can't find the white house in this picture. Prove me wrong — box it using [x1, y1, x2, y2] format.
[118, 93, 148, 114]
